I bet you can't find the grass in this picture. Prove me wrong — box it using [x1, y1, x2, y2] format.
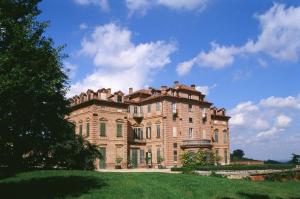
[0, 170, 300, 199]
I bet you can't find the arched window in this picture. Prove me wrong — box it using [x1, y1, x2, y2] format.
[213, 130, 219, 143]
[223, 130, 228, 143]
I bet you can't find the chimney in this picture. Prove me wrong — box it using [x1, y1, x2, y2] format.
[107, 88, 111, 94]
[191, 84, 196, 89]
[174, 80, 179, 85]
[129, 87, 133, 94]
[161, 86, 167, 94]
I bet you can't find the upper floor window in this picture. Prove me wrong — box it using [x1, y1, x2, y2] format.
[201, 108, 206, 117]
[116, 123, 123, 137]
[213, 130, 219, 143]
[172, 127, 177, 138]
[188, 104, 192, 112]
[134, 106, 138, 114]
[172, 102, 176, 113]
[133, 128, 143, 140]
[146, 126, 151, 139]
[147, 104, 151, 113]
[189, 117, 193, 123]
[188, 128, 193, 138]
[223, 130, 228, 143]
[188, 94, 192, 99]
[100, 122, 106, 137]
[156, 125, 161, 138]
[156, 102, 161, 111]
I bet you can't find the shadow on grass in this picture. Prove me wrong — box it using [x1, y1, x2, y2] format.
[0, 175, 106, 199]
[220, 192, 300, 199]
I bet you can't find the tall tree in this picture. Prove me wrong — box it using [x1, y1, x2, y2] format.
[231, 149, 245, 161]
[289, 153, 300, 165]
[0, 0, 99, 170]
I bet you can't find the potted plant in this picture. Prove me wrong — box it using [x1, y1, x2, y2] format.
[157, 156, 164, 169]
[115, 157, 123, 169]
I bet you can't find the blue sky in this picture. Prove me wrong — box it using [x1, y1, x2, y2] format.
[39, 0, 300, 161]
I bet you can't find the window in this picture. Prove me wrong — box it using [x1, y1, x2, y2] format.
[100, 123, 106, 137]
[147, 104, 151, 113]
[86, 122, 90, 137]
[173, 143, 177, 162]
[157, 148, 161, 164]
[140, 149, 145, 164]
[117, 95, 122, 102]
[79, 124, 83, 136]
[117, 123, 123, 137]
[172, 102, 176, 113]
[156, 102, 160, 111]
[201, 108, 206, 117]
[189, 117, 193, 123]
[188, 128, 193, 138]
[146, 126, 151, 139]
[134, 106, 138, 114]
[224, 149, 228, 164]
[188, 104, 192, 112]
[202, 129, 206, 139]
[188, 94, 192, 99]
[223, 130, 228, 143]
[133, 128, 143, 139]
[214, 131, 219, 143]
[172, 127, 177, 138]
[172, 114, 176, 121]
[156, 125, 160, 138]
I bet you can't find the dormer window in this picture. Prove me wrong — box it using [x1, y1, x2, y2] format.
[117, 95, 122, 102]
[188, 94, 192, 99]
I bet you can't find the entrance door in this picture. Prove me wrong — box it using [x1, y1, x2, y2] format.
[131, 149, 138, 168]
[99, 147, 106, 169]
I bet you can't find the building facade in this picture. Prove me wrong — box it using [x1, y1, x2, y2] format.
[68, 82, 230, 169]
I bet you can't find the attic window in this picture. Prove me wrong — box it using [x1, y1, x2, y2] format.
[117, 95, 122, 102]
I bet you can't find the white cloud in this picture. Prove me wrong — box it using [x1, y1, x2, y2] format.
[157, 0, 207, 11]
[69, 23, 176, 96]
[177, 3, 300, 74]
[126, 0, 208, 16]
[256, 127, 284, 138]
[275, 114, 292, 128]
[260, 95, 300, 110]
[229, 94, 300, 160]
[176, 59, 196, 75]
[79, 23, 88, 30]
[195, 84, 217, 95]
[74, 0, 109, 11]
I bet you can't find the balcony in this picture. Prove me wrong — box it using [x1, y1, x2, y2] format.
[133, 112, 143, 118]
[180, 139, 212, 149]
[131, 138, 146, 144]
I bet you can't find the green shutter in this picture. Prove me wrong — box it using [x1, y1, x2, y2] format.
[100, 123, 106, 136]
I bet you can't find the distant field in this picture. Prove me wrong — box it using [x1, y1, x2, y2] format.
[0, 170, 299, 199]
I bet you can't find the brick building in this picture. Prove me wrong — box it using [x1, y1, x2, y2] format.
[68, 81, 230, 169]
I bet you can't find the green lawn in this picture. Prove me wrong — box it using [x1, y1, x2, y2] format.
[0, 170, 300, 199]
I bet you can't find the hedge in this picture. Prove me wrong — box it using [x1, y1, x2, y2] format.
[171, 164, 296, 172]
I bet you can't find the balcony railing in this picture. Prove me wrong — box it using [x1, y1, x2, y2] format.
[133, 112, 143, 118]
[132, 138, 146, 144]
[180, 139, 212, 149]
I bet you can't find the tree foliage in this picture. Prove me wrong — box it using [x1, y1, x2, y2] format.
[231, 149, 245, 161]
[0, 0, 100, 170]
[289, 153, 300, 165]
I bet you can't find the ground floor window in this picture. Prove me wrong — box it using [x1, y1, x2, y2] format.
[140, 149, 145, 164]
[224, 149, 228, 164]
[173, 143, 177, 162]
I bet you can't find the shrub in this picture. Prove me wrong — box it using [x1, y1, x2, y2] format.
[180, 150, 219, 167]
